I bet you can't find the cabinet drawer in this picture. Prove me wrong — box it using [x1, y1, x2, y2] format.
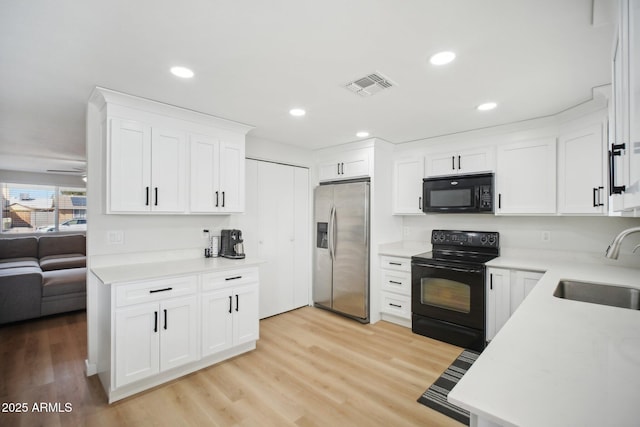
[380, 256, 411, 272]
[115, 275, 197, 308]
[380, 291, 411, 319]
[381, 270, 411, 296]
[202, 267, 258, 292]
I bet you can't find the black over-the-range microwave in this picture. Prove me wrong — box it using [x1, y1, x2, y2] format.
[422, 172, 494, 213]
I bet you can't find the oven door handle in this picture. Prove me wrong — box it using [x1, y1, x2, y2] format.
[412, 262, 483, 274]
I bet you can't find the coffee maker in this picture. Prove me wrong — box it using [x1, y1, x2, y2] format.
[219, 229, 245, 259]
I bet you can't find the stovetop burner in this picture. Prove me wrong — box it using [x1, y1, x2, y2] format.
[411, 229, 500, 265]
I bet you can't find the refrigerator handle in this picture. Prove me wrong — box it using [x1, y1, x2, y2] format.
[364, 187, 369, 246]
[331, 204, 337, 258]
[328, 205, 335, 260]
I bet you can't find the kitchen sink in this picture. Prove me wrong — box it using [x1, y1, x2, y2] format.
[554, 280, 640, 310]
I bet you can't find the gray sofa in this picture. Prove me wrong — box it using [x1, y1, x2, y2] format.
[0, 234, 86, 325]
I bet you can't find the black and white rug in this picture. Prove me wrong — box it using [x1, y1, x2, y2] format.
[417, 349, 480, 425]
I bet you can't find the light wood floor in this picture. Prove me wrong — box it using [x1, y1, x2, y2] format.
[0, 307, 465, 427]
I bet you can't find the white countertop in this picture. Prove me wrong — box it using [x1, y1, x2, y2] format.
[378, 241, 431, 258]
[92, 257, 264, 285]
[448, 252, 640, 427]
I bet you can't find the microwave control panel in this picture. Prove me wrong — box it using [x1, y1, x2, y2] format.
[479, 185, 493, 209]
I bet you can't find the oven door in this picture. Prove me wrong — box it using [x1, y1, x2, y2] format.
[411, 261, 484, 330]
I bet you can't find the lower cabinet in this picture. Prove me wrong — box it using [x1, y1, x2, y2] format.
[486, 267, 544, 341]
[379, 255, 412, 327]
[97, 265, 260, 403]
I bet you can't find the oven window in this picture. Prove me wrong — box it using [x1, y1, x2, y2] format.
[421, 278, 471, 313]
[430, 188, 472, 207]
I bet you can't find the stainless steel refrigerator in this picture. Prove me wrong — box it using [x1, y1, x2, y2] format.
[313, 179, 370, 323]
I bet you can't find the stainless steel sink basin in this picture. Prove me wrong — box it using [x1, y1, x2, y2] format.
[554, 280, 640, 310]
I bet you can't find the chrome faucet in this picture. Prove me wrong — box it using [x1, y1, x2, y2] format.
[605, 226, 640, 259]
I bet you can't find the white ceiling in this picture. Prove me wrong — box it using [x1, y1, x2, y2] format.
[0, 0, 615, 174]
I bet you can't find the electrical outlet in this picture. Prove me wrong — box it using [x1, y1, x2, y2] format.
[107, 230, 124, 245]
[403, 227, 411, 238]
[541, 231, 551, 243]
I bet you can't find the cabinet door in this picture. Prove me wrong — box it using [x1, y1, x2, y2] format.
[627, 0, 640, 209]
[318, 160, 341, 182]
[486, 268, 511, 341]
[159, 296, 198, 371]
[510, 270, 543, 314]
[393, 157, 424, 214]
[496, 138, 557, 214]
[190, 135, 220, 213]
[458, 147, 494, 175]
[115, 303, 160, 387]
[150, 128, 187, 212]
[233, 284, 259, 345]
[341, 149, 371, 179]
[201, 289, 234, 357]
[108, 119, 152, 213]
[427, 151, 458, 176]
[558, 124, 606, 214]
[219, 140, 245, 213]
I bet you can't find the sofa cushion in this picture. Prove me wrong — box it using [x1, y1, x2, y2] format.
[40, 254, 86, 271]
[0, 267, 42, 324]
[38, 234, 86, 258]
[42, 268, 86, 297]
[0, 257, 40, 269]
[0, 236, 38, 259]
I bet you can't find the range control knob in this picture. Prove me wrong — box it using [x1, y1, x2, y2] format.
[488, 234, 496, 245]
[480, 235, 488, 244]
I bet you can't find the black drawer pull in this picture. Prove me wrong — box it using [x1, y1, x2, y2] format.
[388, 262, 402, 266]
[389, 280, 402, 285]
[225, 276, 242, 281]
[149, 287, 173, 294]
[389, 303, 402, 308]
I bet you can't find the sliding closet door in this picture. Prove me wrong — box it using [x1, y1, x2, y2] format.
[293, 167, 309, 308]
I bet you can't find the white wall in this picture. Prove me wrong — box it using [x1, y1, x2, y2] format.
[245, 135, 313, 168]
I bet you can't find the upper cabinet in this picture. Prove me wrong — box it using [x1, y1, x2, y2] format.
[495, 137, 557, 215]
[611, 0, 640, 213]
[318, 147, 371, 182]
[392, 157, 424, 214]
[558, 123, 607, 215]
[108, 120, 187, 213]
[91, 87, 253, 215]
[425, 147, 494, 177]
[190, 136, 245, 213]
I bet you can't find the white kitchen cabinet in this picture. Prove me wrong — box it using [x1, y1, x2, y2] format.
[318, 147, 371, 182]
[108, 120, 187, 213]
[201, 268, 259, 356]
[611, 0, 640, 213]
[495, 137, 557, 214]
[558, 123, 607, 215]
[486, 267, 543, 341]
[379, 255, 412, 326]
[190, 135, 245, 213]
[114, 281, 198, 388]
[392, 157, 424, 214]
[426, 147, 494, 177]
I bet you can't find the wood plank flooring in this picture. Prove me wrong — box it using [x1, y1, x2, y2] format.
[0, 307, 465, 427]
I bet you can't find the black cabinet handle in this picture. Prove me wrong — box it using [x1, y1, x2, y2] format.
[389, 303, 402, 308]
[609, 143, 626, 195]
[452, 156, 455, 170]
[163, 309, 167, 330]
[149, 287, 173, 294]
[490, 273, 493, 290]
[418, 196, 422, 210]
[222, 191, 225, 207]
[458, 155, 461, 170]
[154, 187, 158, 206]
[498, 194, 502, 209]
[154, 311, 158, 333]
[228, 296, 232, 313]
[593, 187, 598, 207]
[145, 187, 150, 206]
[337, 163, 340, 175]
[598, 186, 604, 206]
[215, 191, 219, 207]
[389, 262, 402, 266]
[389, 280, 402, 285]
[235, 294, 239, 312]
[225, 276, 242, 281]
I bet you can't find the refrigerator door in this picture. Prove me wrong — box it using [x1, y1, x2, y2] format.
[313, 184, 334, 309]
[331, 181, 369, 320]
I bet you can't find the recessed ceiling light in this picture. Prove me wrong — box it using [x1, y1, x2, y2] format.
[170, 66, 194, 78]
[356, 131, 369, 138]
[429, 51, 456, 66]
[477, 102, 498, 111]
[289, 108, 306, 117]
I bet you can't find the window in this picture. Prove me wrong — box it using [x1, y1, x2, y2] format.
[1, 183, 86, 233]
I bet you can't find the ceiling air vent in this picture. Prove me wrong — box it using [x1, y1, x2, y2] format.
[344, 72, 396, 97]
